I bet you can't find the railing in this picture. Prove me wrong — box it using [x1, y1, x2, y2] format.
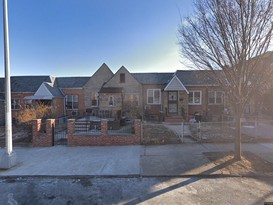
[185, 121, 235, 142]
[183, 118, 273, 142]
[74, 118, 134, 135]
[108, 120, 134, 135]
[74, 119, 101, 135]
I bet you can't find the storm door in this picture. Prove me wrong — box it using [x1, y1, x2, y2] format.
[168, 91, 178, 114]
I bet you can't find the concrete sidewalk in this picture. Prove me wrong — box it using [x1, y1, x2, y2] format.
[0, 146, 142, 176]
[1, 143, 273, 177]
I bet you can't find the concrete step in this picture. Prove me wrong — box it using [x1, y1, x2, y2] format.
[164, 116, 184, 125]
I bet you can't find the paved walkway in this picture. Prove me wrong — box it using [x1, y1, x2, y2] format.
[1, 143, 273, 177]
[164, 124, 195, 143]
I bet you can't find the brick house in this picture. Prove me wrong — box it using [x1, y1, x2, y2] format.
[0, 63, 260, 123]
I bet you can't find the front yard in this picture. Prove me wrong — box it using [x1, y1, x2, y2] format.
[142, 123, 180, 145]
[188, 120, 273, 143]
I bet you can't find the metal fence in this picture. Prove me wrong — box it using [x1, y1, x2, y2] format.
[108, 120, 134, 135]
[182, 118, 273, 142]
[184, 121, 235, 142]
[74, 119, 101, 135]
[74, 118, 134, 135]
[54, 116, 68, 145]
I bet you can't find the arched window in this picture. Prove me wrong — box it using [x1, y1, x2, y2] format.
[108, 96, 115, 106]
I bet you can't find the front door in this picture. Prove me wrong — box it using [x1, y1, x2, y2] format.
[168, 91, 178, 114]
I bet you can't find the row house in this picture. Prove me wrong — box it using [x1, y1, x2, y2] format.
[0, 63, 229, 123]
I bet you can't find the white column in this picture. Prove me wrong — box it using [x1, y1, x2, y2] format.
[3, 0, 12, 154]
[0, 0, 16, 169]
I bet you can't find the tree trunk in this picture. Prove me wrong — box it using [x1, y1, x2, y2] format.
[234, 112, 242, 160]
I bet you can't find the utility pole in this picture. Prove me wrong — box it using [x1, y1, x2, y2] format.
[0, 0, 16, 169]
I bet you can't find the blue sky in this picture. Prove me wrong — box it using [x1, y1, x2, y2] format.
[0, 0, 193, 77]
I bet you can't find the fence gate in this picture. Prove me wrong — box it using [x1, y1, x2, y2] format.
[53, 117, 67, 145]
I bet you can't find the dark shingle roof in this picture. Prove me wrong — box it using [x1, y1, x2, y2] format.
[176, 70, 218, 86]
[44, 83, 64, 97]
[132, 73, 173, 84]
[0, 76, 52, 93]
[55, 77, 90, 88]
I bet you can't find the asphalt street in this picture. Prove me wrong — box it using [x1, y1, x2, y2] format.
[1, 143, 273, 204]
[0, 176, 273, 205]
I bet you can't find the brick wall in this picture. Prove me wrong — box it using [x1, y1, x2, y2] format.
[32, 119, 55, 147]
[67, 119, 142, 146]
[61, 88, 86, 117]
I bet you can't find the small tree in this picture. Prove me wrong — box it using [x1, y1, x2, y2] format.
[17, 103, 58, 125]
[122, 102, 142, 119]
[179, 0, 273, 160]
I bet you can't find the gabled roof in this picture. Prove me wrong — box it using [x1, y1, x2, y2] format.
[103, 66, 142, 87]
[44, 83, 64, 97]
[56, 77, 90, 89]
[175, 70, 218, 86]
[0, 76, 53, 93]
[91, 63, 114, 78]
[164, 75, 189, 93]
[24, 82, 64, 100]
[132, 73, 173, 84]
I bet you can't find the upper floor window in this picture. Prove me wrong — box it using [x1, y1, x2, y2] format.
[11, 99, 20, 110]
[189, 91, 202, 105]
[108, 96, 115, 106]
[147, 89, 161, 104]
[120, 73, 125, 83]
[91, 92, 98, 107]
[208, 91, 224, 104]
[65, 95, 78, 109]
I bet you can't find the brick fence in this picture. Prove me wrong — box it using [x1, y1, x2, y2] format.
[32, 119, 55, 147]
[67, 119, 142, 146]
[32, 118, 142, 147]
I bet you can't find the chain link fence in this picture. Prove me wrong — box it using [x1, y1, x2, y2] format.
[183, 118, 273, 143]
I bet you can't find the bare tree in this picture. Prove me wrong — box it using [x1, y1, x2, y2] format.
[179, 0, 273, 160]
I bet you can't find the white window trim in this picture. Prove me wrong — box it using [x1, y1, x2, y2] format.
[11, 98, 20, 110]
[147, 89, 161, 105]
[188, 90, 202, 105]
[208, 91, 224, 105]
[91, 92, 98, 107]
[65, 95, 79, 110]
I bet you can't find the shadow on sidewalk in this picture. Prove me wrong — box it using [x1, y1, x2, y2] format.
[125, 155, 272, 205]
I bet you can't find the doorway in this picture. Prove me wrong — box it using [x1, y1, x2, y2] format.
[168, 91, 178, 114]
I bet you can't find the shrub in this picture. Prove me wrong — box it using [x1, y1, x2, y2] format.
[17, 103, 58, 125]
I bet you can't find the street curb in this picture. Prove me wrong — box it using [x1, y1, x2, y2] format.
[0, 173, 272, 180]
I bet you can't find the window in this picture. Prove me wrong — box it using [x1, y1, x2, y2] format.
[91, 92, 98, 106]
[24, 99, 32, 109]
[147, 89, 161, 104]
[11, 99, 20, 110]
[208, 91, 224, 104]
[65, 95, 78, 109]
[125, 94, 139, 106]
[120, 73, 125, 83]
[189, 91, 202, 105]
[108, 96, 115, 106]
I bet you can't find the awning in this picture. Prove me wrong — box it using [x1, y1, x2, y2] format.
[24, 95, 54, 100]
